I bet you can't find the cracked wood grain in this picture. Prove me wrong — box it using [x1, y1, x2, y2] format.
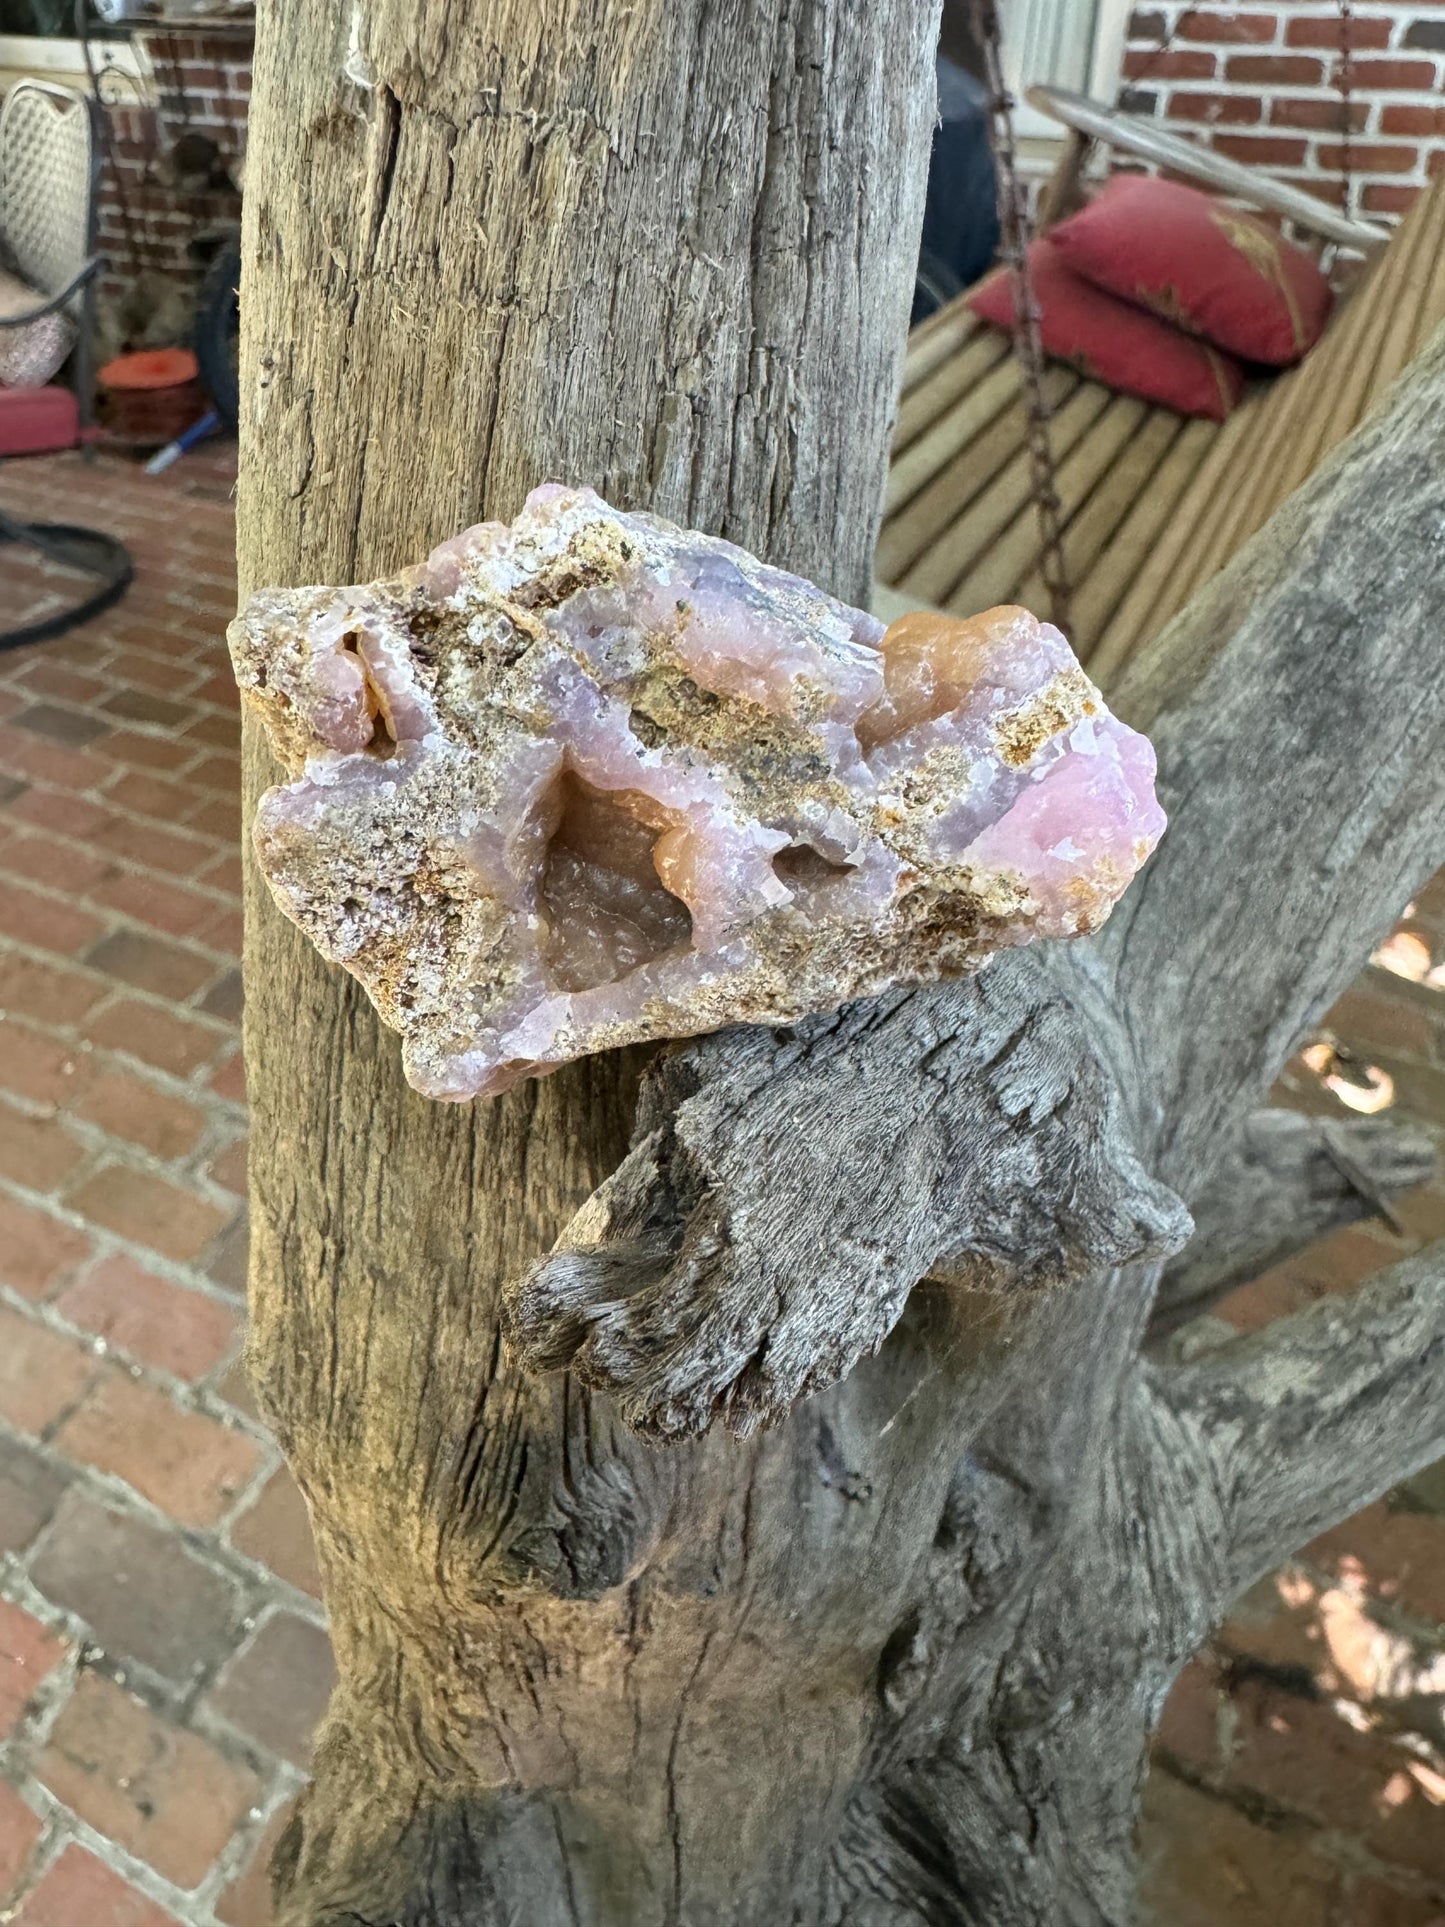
[239, 3, 970, 1923]
[239, 0, 1445, 1918]
[508, 959, 1190, 1437]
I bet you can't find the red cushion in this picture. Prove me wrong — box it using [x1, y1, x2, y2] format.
[0, 383, 78, 457]
[967, 239, 1244, 420]
[1051, 174, 1332, 367]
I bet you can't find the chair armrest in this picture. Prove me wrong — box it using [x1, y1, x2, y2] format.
[0, 256, 102, 328]
[1024, 87, 1391, 254]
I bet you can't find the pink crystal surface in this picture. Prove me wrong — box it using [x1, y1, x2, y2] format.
[230, 486, 1164, 1101]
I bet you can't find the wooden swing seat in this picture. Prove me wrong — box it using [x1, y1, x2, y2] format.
[877, 107, 1445, 684]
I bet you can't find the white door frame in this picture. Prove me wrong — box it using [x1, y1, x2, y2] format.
[1007, 0, 1135, 141]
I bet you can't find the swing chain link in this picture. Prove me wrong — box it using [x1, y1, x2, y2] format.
[1337, 0, 1356, 217]
[968, 0, 1072, 633]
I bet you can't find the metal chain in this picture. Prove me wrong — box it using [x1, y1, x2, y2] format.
[73, 0, 143, 279]
[1337, 0, 1356, 220]
[968, 0, 1072, 633]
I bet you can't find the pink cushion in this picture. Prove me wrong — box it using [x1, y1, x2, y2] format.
[0, 268, 74, 389]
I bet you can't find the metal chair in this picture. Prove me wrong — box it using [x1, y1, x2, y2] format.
[0, 77, 103, 429]
[0, 79, 130, 649]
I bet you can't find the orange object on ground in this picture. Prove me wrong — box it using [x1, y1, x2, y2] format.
[96, 349, 203, 447]
[98, 348, 200, 391]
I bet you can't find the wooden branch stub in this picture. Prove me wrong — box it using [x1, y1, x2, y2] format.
[1159, 1239, 1445, 1599]
[506, 955, 1191, 1439]
[1152, 1109, 1438, 1336]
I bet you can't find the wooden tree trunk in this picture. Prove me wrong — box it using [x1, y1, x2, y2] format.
[239, 4, 1445, 1923]
[238, 2, 943, 1919]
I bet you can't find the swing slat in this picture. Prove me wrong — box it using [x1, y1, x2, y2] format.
[1063, 417, 1217, 667]
[948, 393, 1148, 615]
[893, 328, 1014, 459]
[899, 379, 1113, 606]
[1013, 407, 1184, 628]
[877, 365, 1078, 583]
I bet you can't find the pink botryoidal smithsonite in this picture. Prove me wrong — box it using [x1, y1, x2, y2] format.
[229, 486, 1164, 1101]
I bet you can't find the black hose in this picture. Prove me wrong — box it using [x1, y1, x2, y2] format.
[0, 509, 133, 650]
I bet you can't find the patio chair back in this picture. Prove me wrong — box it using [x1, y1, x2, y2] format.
[0, 79, 101, 429]
[0, 79, 98, 308]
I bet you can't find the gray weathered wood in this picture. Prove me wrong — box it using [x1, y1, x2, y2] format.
[239, 1, 1445, 1918]
[488, 321, 1445, 1918]
[1159, 1244, 1445, 1599]
[237, 3, 977, 1923]
[509, 958, 1190, 1436]
[1152, 1109, 1437, 1335]
[522, 332, 1445, 1443]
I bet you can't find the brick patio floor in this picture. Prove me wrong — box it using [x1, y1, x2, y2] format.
[0, 446, 316, 1927]
[0, 445, 1441, 1924]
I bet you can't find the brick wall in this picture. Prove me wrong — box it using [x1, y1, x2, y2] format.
[1121, 3, 1445, 221]
[92, 26, 250, 339]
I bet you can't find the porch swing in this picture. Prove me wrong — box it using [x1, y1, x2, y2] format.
[877, 0, 1445, 685]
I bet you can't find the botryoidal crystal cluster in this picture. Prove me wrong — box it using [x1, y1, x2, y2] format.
[230, 486, 1164, 1101]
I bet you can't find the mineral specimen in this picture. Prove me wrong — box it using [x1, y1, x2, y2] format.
[230, 486, 1164, 1102]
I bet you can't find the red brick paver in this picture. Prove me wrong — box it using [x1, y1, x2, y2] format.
[0, 1602, 66, 1741]
[228, 1472, 323, 1602]
[0, 1781, 43, 1904]
[12, 1845, 184, 1927]
[37, 1673, 262, 1890]
[53, 1255, 237, 1380]
[213, 1801, 295, 1927]
[0, 1448, 68, 1562]
[206, 1615, 337, 1769]
[52, 1372, 261, 1528]
[30, 1493, 242, 1684]
[0, 1197, 91, 1301]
